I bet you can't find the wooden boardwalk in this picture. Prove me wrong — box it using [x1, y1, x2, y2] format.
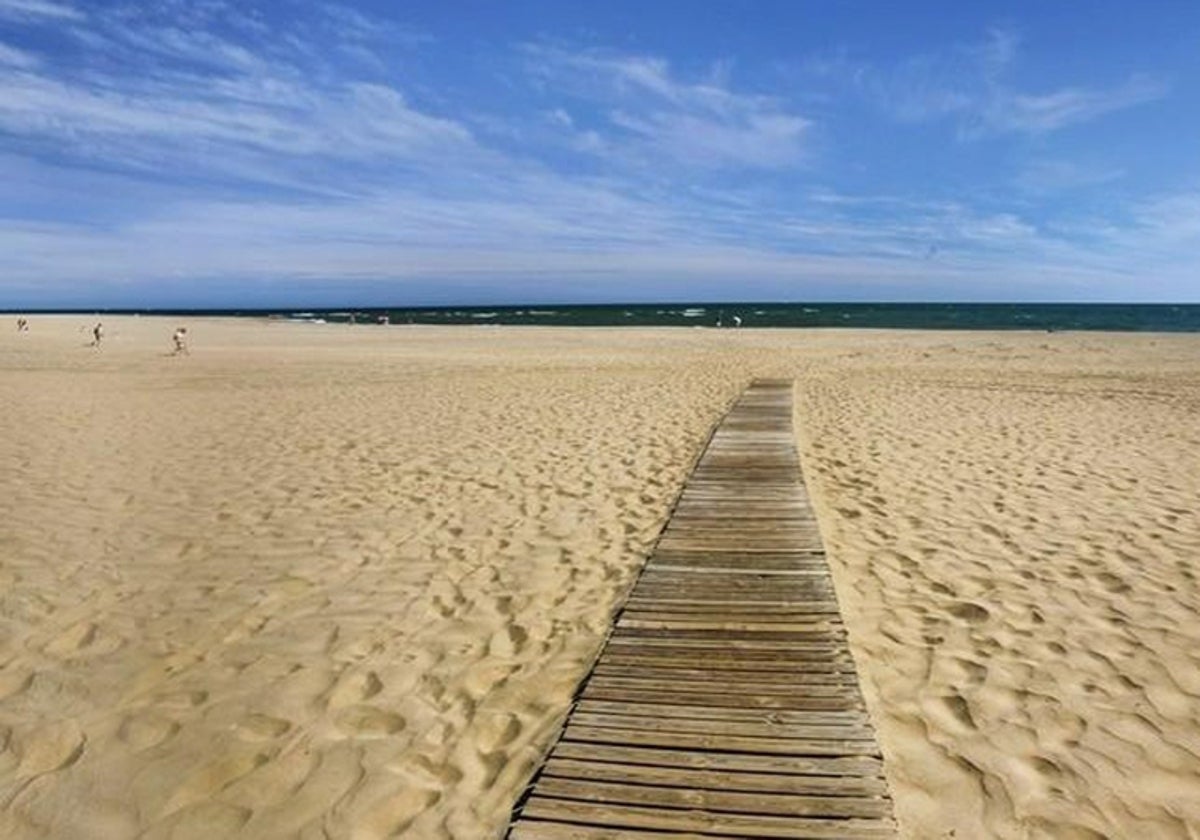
[508, 379, 896, 839]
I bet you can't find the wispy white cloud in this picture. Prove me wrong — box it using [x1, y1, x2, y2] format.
[988, 75, 1166, 133]
[844, 28, 1167, 137]
[1016, 159, 1125, 193]
[0, 38, 38, 66]
[1132, 191, 1200, 242]
[2, 143, 1194, 303]
[0, 71, 471, 163]
[0, 0, 82, 21]
[523, 44, 810, 169]
[0, 5, 470, 191]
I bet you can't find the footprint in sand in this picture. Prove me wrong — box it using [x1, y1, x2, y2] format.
[327, 669, 383, 709]
[475, 713, 521, 754]
[233, 714, 293, 742]
[950, 657, 988, 685]
[332, 704, 406, 738]
[154, 689, 209, 711]
[43, 621, 124, 659]
[164, 750, 270, 815]
[357, 787, 440, 839]
[118, 712, 180, 751]
[948, 601, 990, 624]
[0, 667, 33, 701]
[932, 693, 977, 734]
[1096, 572, 1132, 594]
[488, 624, 528, 659]
[390, 753, 463, 788]
[15, 719, 86, 779]
[163, 802, 251, 840]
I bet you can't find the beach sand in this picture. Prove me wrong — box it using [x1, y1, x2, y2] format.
[1, 316, 1198, 838]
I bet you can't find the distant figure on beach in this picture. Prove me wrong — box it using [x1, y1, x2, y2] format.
[172, 326, 189, 355]
[16, 317, 28, 332]
[91, 322, 103, 347]
[733, 315, 742, 328]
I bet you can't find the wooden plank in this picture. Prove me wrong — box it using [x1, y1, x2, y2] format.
[568, 711, 875, 740]
[551, 742, 885, 776]
[627, 589, 836, 600]
[573, 699, 869, 726]
[610, 627, 848, 642]
[518, 799, 896, 839]
[620, 608, 843, 622]
[511, 821, 708, 840]
[653, 550, 828, 562]
[629, 584, 837, 596]
[590, 665, 860, 685]
[603, 638, 850, 656]
[508, 380, 894, 839]
[602, 649, 854, 665]
[616, 620, 844, 634]
[578, 686, 864, 712]
[599, 654, 858, 673]
[636, 569, 833, 580]
[624, 594, 837, 606]
[584, 675, 860, 698]
[541, 757, 889, 796]
[532, 777, 892, 818]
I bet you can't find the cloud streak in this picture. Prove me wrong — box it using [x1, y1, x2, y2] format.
[988, 75, 1166, 133]
[523, 44, 810, 169]
[0, 0, 82, 21]
[0, 38, 37, 66]
[846, 29, 1167, 137]
[0, 10, 471, 189]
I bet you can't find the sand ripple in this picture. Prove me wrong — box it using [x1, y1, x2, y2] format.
[3, 319, 1199, 838]
[798, 350, 1200, 838]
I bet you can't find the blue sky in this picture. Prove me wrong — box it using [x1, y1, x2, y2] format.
[1, 0, 1198, 307]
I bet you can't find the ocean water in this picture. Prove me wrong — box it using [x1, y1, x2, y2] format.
[245, 303, 1198, 332]
[22, 303, 1200, 332]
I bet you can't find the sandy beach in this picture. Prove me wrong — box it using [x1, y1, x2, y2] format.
[2, 316, 1198, 839]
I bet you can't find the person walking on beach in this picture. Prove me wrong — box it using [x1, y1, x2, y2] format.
[172, 326, 189, 355]
[16, 317, 28, 332]
[91, 322, 103, 347]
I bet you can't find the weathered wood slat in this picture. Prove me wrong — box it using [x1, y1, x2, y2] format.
[611, 627, 848, 642]
[561, 725, 882, 757]
[551, 742, 886, 776]
[517, 799, 896, 839]
[590, 665, 861, 685]
[583, 675, 862, 698]
[603, 635, 849, 652]
[578, 687, 866, 712]
[507, 380, 894, 838]
[573, 699, 869, 725]
[620, 607, 843, 620]
[540, 756, 890, 796]
[568, 711, 875, 739]
[599, 654, 858, 673]
[532, 777, 892, 818]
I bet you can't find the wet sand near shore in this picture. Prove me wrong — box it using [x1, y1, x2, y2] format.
[2, 317, 1198, 838]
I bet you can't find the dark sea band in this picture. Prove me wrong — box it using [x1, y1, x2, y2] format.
[14, 303, 1200, 332]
